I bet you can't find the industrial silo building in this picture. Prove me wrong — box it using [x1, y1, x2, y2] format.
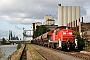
[58, 4, 80, 27]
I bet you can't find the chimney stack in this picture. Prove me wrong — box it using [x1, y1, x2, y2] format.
[76, 20, 77, 27]
[32, 23, 35, 35]
[82, 17, 83, 23]
[79, 18, 80, 22]
[71, 22, 72, 28]
[58, 4, 61, 6]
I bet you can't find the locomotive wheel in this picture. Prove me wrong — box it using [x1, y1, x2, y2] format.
[70, 43, 75, 51]
[51, 43, 53, 48]
[48, 43, 51, 48]
[62, 45, 67, 51]
[54, 43, 58, 49]
[56, 43, 59, 49]
[61, 42, 67, 51]
[51, 43, 55, 49]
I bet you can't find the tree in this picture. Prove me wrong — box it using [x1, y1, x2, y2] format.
[74, 31, 85, 50]
[17, 42, 21, 50]
[33, 25, 50, 38]
[1, 37, 6, 45]
[74, 31, 80, 39]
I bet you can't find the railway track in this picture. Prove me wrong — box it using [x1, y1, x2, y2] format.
[20, 44, 27, 60]
[51, 48, 90, 60]
[20, 44, 90, 60]
[36, 49, 64, 60]
[28, 44, 64, 60]
[34, 45, 82, 60]
[42, 45, 90, 60]
[66, 51, 90, 60]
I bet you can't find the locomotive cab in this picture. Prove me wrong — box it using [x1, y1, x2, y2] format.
[51, 26, 75, 50]
[59, 26, 75, 50]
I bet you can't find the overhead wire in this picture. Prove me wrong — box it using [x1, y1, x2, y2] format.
[52, 12, 58, 19]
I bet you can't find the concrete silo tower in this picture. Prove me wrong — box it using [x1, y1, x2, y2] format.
[58, 4, 80, 27]
[58, 4, 63, 26]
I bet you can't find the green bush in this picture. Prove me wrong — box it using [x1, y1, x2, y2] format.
[17, 42, 21, 50]
[78, 38, 85, 50]
[74, 31, 85, 50]
[1, 37, 6, 45]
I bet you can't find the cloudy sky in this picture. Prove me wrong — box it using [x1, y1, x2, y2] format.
[0, 0, 90, 40]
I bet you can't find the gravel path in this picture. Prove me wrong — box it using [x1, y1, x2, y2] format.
[27, 50, 33, 60]
[35, 45, 85, 60]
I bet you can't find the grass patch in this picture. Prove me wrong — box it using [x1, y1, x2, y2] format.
[26, 44, 43, 60]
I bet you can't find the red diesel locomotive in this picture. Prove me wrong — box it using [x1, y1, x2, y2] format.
[31, 26, 77, 50]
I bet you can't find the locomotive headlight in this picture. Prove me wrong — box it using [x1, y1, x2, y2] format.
[63, 32, 66, 35]
[69, 32, 72, 35]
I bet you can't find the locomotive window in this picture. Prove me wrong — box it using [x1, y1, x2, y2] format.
[58, 28, 62, 30]
[56, 31, 58, 35]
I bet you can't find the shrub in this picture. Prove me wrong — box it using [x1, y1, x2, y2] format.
[17, 42, 21, 50]
[78, 38, 85, 50]
[74, 31, 85, 50]
[1, 37, 6, 45]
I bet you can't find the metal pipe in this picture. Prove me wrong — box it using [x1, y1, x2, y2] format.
[76, 20, 78, 31]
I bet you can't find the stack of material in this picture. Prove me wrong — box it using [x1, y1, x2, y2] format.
[81, 23, 90, 41]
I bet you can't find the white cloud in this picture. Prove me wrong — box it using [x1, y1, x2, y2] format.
[83, 9, 90, 22]
[0, 0, 90, 39]
[0, 0, 89, 24]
